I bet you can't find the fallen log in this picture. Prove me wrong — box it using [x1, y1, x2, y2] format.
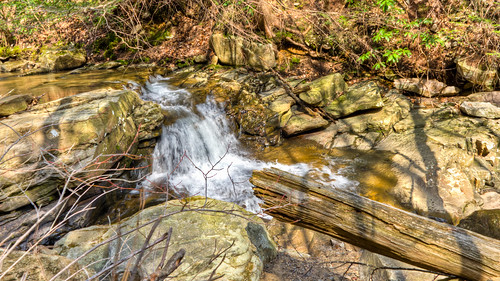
[250, 168, 500, 281]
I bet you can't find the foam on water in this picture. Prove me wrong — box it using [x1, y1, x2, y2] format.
[140, 75, 357, 213]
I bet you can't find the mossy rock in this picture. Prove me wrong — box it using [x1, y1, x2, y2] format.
[55, 197, 277, 281]
[324, 80, 384, 118]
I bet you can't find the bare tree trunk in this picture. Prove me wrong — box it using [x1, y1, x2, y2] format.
[250, 168, 500, 281]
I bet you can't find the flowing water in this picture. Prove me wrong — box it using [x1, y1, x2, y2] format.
[139, 75, 360, 213]
[0, 69, 399, 214]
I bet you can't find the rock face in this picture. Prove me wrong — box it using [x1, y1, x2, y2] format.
[460, 101, 500, 119]
[0, 94, 32, 116]
[39, 47, 86, 71]
[210, 33, 276, 71]
[0, 249, 93, 281]
[394, 78, 460, 97]
[0, 89, 163, 212]
[377, 108, 500, 222]
[54, 197, 277, 281]
[457, 58, 498, 89]
[324, 80, 384, 118]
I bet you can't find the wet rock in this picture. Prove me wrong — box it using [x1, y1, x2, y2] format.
[0, 249, 93, 281]
[460, 101, 500, 119]
[54, 197, 276, 281]
[394, 78, 460, 97]
[0, 89, 163, 212]
[282, 109, 329, 136]
[457, 58, 499, 89]
[0, 94, 33, 116]
[210, 33, 276, 71]
[230, 90, 281, 144]
[324, 81, 384, 118]
[39, 47, 86, 71]
[299, 73, 345, 106]
[458, 209, 500, 240]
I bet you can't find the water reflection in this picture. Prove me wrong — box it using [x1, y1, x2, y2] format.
[254, 137, 403, 210]
[0, 68, 156, 103]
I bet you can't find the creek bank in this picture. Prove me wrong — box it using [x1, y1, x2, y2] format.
[54, 197, 276, 281]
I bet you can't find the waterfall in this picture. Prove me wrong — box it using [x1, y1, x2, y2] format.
[140, 75, 356, 214]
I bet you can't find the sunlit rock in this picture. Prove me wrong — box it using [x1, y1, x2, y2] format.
[54, 197, 276, 281]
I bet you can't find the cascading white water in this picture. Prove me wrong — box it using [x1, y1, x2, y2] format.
[140, 75, 357, 214]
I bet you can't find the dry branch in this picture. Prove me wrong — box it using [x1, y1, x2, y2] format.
[250, 167, 500, 281]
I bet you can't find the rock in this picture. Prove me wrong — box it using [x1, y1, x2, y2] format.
[0, 94, 33, 116]
[0, 249, 93, 281]
[299, 73, 346, 106]
[210, 33, 276, 71]
[460, 101, 500, 119]
[230, 90, 281, 144]
[458, 209, 500, 240]
[54, 197, 277, 281]
[282, 109, 329, 136]
[359, 250, 448, 281]
[457, 58, 499, 89]
[0, 89, 163, 212]
[335, 91, 411, 135]
[39, 47, 86, 71]
[304, 91, 410, 149]
[376, 109, 500, 222]
[0, 60, 36, 73]
[324, 80, 384, 118]
[467, 91, 500, 106]
[394, 78, 460, 97]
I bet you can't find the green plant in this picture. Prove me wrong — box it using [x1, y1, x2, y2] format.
[376, 0, 395, 12]
[383, 48, 411, 64]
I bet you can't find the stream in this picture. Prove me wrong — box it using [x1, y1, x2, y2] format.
[139, 75, 357, 213]
[0, 69, 399, 214]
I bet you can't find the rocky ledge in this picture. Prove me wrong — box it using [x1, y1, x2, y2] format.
[0, 89, 163, 213]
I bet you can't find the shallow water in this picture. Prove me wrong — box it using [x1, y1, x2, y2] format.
[0, 68, 156, 103]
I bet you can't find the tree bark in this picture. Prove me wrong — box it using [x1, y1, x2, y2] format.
[250, 168, 500, 281]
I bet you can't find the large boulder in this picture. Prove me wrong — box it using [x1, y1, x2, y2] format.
[0, 249, 93, 281]
[39, 47, 86, 71]
[457, 58, 498, 89]
[54, 197, 277, 281]
[210, 33, 276, 71]
[299, 73, 346, 106]
[0, 94, 32, 116]
[376, 107, 500, 222]
[324, 81, 384, 118]
[0, 89, 163, 212]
